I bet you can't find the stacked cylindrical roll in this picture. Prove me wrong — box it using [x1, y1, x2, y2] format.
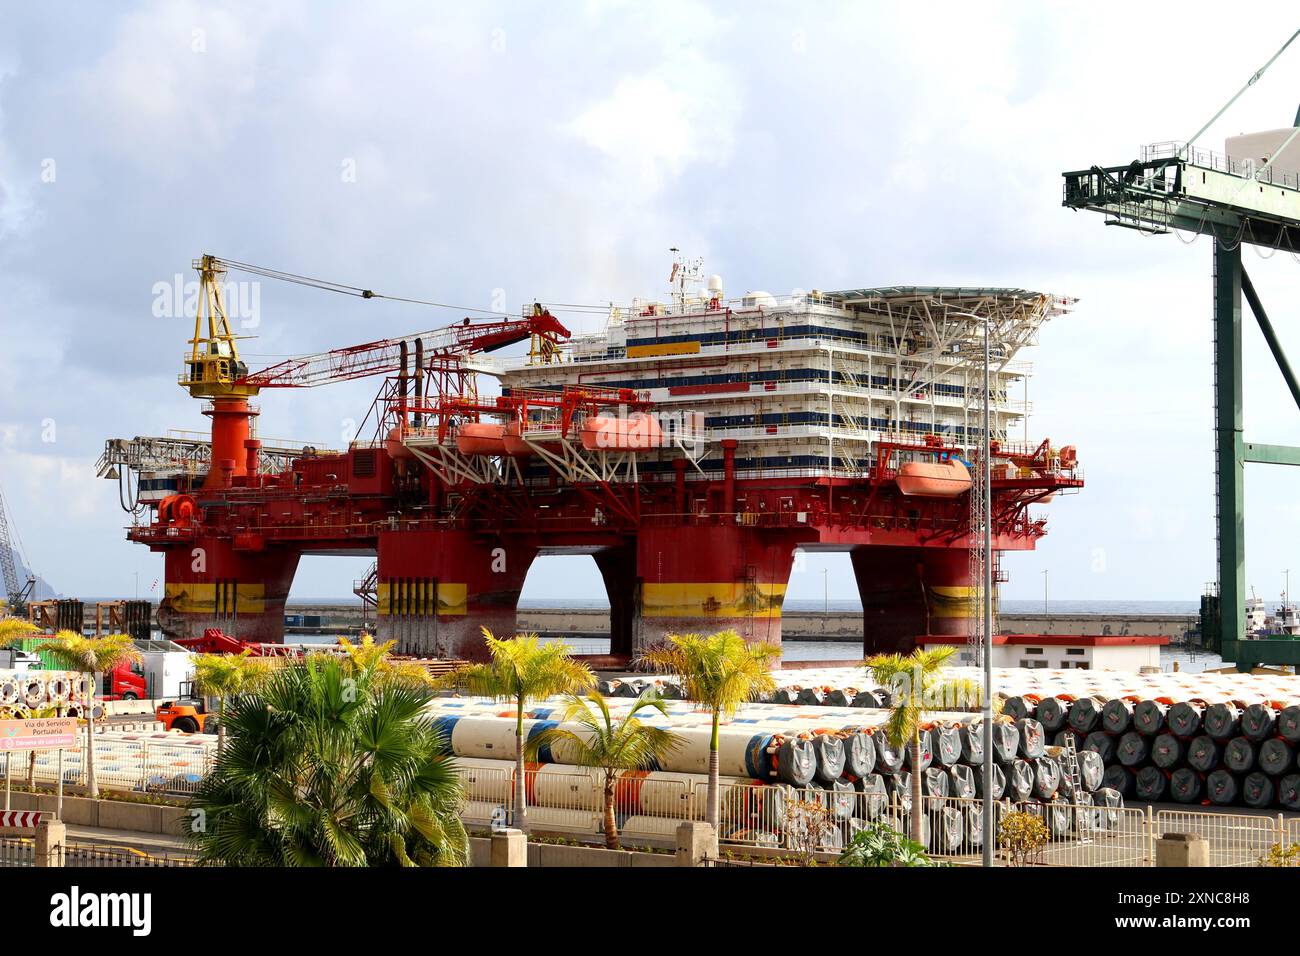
[0, 670, 98, 719]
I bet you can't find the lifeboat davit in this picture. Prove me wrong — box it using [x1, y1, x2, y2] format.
[457, 422, 507, 456]
[896, 459, 971, 497]
[502, 421, 534, 457]
[580, 414, 663, 452]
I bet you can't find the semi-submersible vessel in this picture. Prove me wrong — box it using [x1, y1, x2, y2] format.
[99, 254, 1083, 661]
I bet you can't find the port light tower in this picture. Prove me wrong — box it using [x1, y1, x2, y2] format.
[1061, 30, 1300, 666]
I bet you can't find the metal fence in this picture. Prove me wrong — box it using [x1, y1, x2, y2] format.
[0, 836, 35, 867]
[0, 736, 213, 797]
[457, 766, 1300, 867]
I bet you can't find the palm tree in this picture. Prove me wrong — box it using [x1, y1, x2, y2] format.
[337, 633, 434, 688]
[452, 627, 594, 833]
[42, 632, 142, 799]
[190, 650, 270, 752]
[528, 689, 682, 849]
[0, 617, 38, 647]
[864, 645, 978, 844]
[189, 653, 466, 866]
[640, 630, 780, 830]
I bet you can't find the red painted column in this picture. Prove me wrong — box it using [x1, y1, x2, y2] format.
[852, 546, 973, 655]
[157, 535, 299, 642]
[203, 399, 256, 489]
[376, 528, 536, 661]
[633, 525, 795, 656]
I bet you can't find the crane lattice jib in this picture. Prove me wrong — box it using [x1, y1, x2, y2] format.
[237, 312, 570, 389]
[0, 487, 18, 603]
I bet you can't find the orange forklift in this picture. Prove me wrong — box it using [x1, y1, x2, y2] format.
[155, 681, 219, 735]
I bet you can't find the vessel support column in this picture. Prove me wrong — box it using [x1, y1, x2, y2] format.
[1213, 241, 1245, 653]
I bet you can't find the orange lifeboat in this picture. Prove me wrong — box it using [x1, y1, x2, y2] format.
[502, 421, 534, 457]
[456, 422, 507, 456]
[385, 426, 415, 461]
[896, 459, 971, 497]
[580, 414, 663, 452]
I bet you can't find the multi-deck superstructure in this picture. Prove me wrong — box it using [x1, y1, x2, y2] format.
[102, 254, 1082, 662]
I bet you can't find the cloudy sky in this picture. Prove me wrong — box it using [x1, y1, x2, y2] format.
[3, 2, 1300, 606]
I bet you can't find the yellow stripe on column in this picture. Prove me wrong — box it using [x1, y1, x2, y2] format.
[930, 585, 978, 619]
[641, 582, 787, 619]
[436, 583, 468, 617]
[162, 583, 264, 614]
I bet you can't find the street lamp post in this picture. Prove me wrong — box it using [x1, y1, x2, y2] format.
[1043, 569, 1049, 614]
[979, 315, 995, 868]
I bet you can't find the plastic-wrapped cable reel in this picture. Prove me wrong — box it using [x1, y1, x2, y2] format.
[1045, 796, 1073, 838]
[1067, 696, 1103, 735]
[902, 728, 933, 771]
[824, 688, 853, 707]
[959, 722, 984, 765]
[1222, 736, 1257, 774]
[842, 731, 876, 778]
[1115, 731, 1149, 767]
[1278, 705, 1300, 744]
[851, 689, 883, 708]
[1169, 767, 1204, 804]
[927, 805, 965, 855]
[991, 722, 1019, 764]
[1036, 696, 1070, 733]
[1150, 733, 1184, 770]
[797, 686, 825, 706]
[1006, 759, 1035, 802]
[1166, 700, 1205, 738]
[771, 688, 799, 705]
[1033, 755, 1061, 800]
[948, 763, 976, 799]
[921, 767, 950, 798]
[811, 734, 846, 784]
[1241, 772, 1275, 809]
[1132, 699, 1168, 736]
[1072, 791, 1099, 831]
[1135, 766, 1169, 802]
[1101, 698, 1135, 735]
[1016, 718, 1046, 759]
[1101, 764, 1136, 799]
[1092, 787, 1125, 831]
[1278, 773, 1300, 812]
[974, 762, 1006, 799]
[963, 802, 984, 849]
[1077, 750, 1105, 792]
[1203, 702, 1242, 742]
[1240, 703, 1277, 742]
[1052, 729, 1083, 752]
[1205, 769, 1240, 806]
[818, 778, 857, 821]
[874, 734, 905, 775]
[1081, 730, 1116, 765]
[888, 772, 913, 812]
[1259, 738, 1294, 777]
[1186, 735, 1223, 774]
[1002, 696, 1035, 721]
[931, 724, 963, 767]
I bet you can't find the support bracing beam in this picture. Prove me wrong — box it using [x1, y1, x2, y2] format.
[1240, 268, 1300, 413]
[1244, 442, 1300, 466]
[1213, 243, 1246, 653]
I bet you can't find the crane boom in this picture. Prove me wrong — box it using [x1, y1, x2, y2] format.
[239, 311, 569, 389]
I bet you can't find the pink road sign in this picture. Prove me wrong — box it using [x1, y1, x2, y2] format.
[0, 718, 78, 751]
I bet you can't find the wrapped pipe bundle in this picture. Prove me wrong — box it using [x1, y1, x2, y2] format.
[932, 725, 963, 767]
[1222, 737, 1257, 774]
[875, 734, 905, 774]
[816, 779, 857, 821]
[824, 688, 853, 707]
[1033, 755, 1061, 800]
[1072, 791, 1099, 830]
[1205, 770, 1240, 806]
[1077, 750, 1104, 792]
[1082, 731, 1116, 764]
[1045, 797, 1073, 838]
[1093, 787, 1125, 830]
[1017, 718, 1046, 759]
[1132, 699, 1168, 736]
[853, 774, 888, 819]
[1166, 701, 1205, 738]
[1169, 767, 1204, 804]
[888, 773, 913, 812]
[1278, 774, 1300, 812]
[1036, 697, 1070, 733]
[1135, 766, 1169, 802]
[1101, 698, 1135, 735]
[771, 689, 799, 705]
[959, 722, 985, 765]
[1241, 772, 1274, 810]
[797, 687, 825, 706]
[775, 737, 818, 786]
[1203, 702, 1241, 742]
[1101, 764, 1136, 799]
[1001, 696, 1036, 721]
[1115, 731, 1149, 768]
[851, 689, 884, 708]
[974, 762, 1006, 799]
[1186, 736, 1222, 774]
[949, 763, 976, 799]
[1240, 703, 1277, 742]
[842, 730, 877, 777]
[1052, 729, 1083, 752]
[1067, 697, 1103, 735]
[1150, 733, 1184, 770]
[1279, 705, 1300, 744]
[963, 804, 984, 849]
[927, 805, 965, 854]
[1006, 759, 1034, 801]
[811, 734, 846, 784]
[902, 728, 933, 771]
[1258, 738, 1294, 777]
[991, 723, 1020, 764]
[921, 767, 950, 798]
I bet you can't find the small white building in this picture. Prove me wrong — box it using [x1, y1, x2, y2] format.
[917, 634, 1167, 671]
